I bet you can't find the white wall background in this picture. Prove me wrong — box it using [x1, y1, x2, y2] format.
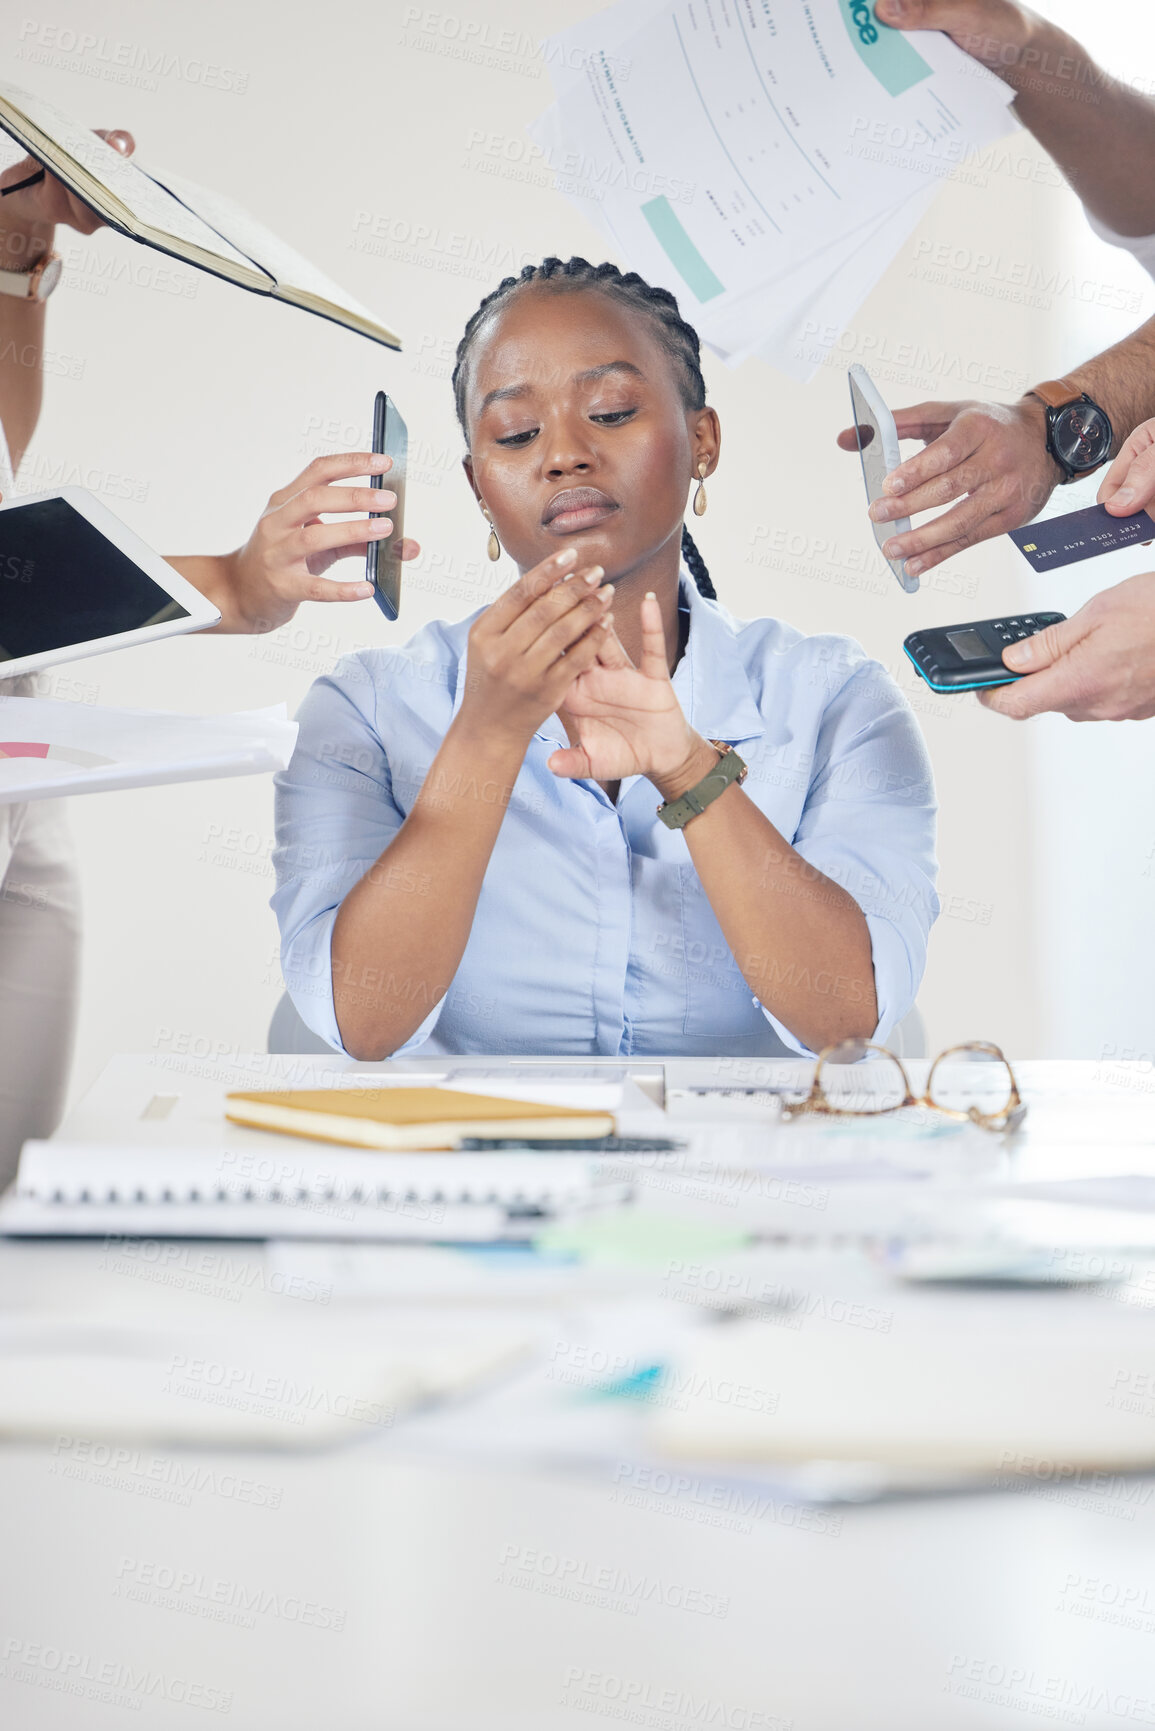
[2, 0, 1151, 1098]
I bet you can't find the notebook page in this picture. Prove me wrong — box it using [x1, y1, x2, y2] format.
[153, 168, 379, 321]
[0, 84, 267, 279]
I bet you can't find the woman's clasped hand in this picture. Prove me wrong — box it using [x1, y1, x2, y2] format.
[461, 548, 707, 794]
[459, 547, 614, 748]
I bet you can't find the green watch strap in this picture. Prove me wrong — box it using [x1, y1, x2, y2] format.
[657, 746, 747, 831]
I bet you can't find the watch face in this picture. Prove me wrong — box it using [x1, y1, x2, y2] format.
[1052, 399, 1112, 472]
[35, 255, 62, 299]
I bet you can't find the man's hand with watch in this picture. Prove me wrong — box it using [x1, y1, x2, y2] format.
[0, 127, 135, 303]
[850, 380, 1115, 580]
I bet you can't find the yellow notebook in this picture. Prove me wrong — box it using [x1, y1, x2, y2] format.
[225, 1088, 616, 1151]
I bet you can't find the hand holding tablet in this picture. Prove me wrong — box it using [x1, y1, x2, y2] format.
[0, 488, 219, 676]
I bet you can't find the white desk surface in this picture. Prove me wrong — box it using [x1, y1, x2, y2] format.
[1, 1055, 1154, 1730]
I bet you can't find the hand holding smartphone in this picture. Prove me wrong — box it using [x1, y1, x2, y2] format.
[366, 391, 408, 621]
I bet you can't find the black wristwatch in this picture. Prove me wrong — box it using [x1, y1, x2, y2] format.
[1028, 378, 1113, 483]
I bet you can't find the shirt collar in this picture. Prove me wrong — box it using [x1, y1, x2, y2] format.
[450, 566, 766, 749]
[670, 568, 765, 745]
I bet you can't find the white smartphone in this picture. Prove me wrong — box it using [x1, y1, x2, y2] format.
[0, 487, 220, 676]
[847, 364, 917, 594]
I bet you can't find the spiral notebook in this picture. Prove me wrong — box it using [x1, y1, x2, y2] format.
[0, 1142, 632, 1242]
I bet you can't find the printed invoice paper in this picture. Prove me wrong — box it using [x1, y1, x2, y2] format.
[531, 0, 1015, 378]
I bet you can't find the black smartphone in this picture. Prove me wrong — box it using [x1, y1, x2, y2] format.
[366, 392, 408, 621]
[904, 612, 1066, 692]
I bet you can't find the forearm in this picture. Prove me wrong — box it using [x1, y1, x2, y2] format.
[330, 721, 527, 1059]
[1056, 315, 1155, 453]
[657, 745, 877, 1051]
[1002, 19, 1155, 235]
[0, 216, 53, 472]
[165, 552, 255, 633]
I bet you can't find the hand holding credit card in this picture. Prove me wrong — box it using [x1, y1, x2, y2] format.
[1008, 503, 1155, 572]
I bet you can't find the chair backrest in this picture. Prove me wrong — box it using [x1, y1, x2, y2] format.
[267, 991, 332, 1055]
[889, 1004, 927, 1059]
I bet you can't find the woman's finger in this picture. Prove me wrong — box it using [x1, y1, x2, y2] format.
[638, 590, 669, 680]
[593, 620, 633, 670]
[484, 547, 578, 633]
[516, 567, 609, 641]
[542, 616, 613, 696]
[521, 581, 614, 671]
[546, 742, 594, 780]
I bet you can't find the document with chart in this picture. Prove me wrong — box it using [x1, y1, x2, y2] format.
[532, 0, 1016, 376]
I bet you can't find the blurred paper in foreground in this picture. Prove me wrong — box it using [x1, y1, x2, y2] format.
[0, 697, 297, 804]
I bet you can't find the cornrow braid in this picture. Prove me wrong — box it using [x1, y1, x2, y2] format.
[451, 256, 716, 600]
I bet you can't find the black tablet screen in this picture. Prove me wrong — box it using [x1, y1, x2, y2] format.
[0, 497, 188, 663]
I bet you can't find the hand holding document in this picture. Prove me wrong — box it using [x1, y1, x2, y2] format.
[0, 695, 297, 804]
[531, 0, 1016, 378]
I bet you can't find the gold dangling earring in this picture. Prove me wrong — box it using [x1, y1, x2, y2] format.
[481, 505, 501, 562]
[693, 457, 709, 517]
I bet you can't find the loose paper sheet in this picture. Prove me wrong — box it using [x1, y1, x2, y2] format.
[0, 697, 297, 804]
[531, 0, 1016, 376]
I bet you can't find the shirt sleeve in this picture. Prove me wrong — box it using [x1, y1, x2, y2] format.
[1080, 207, 1155, 282]
[754, 656, 939, 1058]
[271, 659, 444, 1057]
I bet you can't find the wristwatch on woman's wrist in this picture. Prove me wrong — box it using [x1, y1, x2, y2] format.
[657, 739, 747, 831]
[0, 251, 62, 301]
[1026, 378, 1113, 482]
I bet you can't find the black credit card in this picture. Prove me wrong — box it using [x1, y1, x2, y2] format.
[1008, 503, 1155, 571]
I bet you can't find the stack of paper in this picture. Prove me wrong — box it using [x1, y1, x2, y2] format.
[647, 1301, 1155, 1476]
[0, 695, 297, 804]
[531, 0, 1016, 378]
[0, 1314, 534, 1445]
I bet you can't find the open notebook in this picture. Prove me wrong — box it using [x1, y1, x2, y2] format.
[0, 83, 400, 348]
[0, 1142, 632, 1241]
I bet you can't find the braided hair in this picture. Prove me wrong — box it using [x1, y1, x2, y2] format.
[451, 256, 716, 600]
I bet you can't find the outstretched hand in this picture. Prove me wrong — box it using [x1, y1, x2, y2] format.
[1098, 418, 1155, 518]
[223, 451, 420, 632]
[835, 398, 1061, 577]
[873, 0, 1038, 75]
[168, 451, 421, 634]
[979, 572, 1155, 721]
[548, 590, 705, 790]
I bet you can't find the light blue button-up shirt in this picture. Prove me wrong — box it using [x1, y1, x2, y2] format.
[273, 571, 938, 1059]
